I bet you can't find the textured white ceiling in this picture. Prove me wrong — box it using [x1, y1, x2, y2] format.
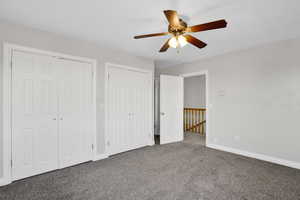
[1, 0, 300, 68]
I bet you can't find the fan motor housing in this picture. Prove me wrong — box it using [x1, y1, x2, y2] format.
[168, 18, 188, 36]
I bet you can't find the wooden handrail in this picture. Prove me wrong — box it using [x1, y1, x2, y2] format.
[184, 108, 206, 135]
[184, 108, 206, 111]
[186, 120, 206, 132]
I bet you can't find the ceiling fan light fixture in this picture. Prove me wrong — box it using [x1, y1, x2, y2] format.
[168, 35, 187, 48]
[178, 35, 187, 47]
[168, 37, 178, 48]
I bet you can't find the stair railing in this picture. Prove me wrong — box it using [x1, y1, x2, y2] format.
[184, 108, 206, 135]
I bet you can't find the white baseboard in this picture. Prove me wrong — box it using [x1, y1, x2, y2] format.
[149, 140, 155, 146]
[93, 153, 109, 161]
[0, 177, 11, 187]
[207, 143, 300, 170]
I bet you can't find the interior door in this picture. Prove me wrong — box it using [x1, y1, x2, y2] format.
[12, 51, 59, 180]
[107, 65, 152, 155]
[160, 75, 184, 144]
[57, 59, 93, 168]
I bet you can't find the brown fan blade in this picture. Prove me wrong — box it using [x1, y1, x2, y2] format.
[187, 19, 227, 33]
[164, 10, 180, 26]
[184, 35, 207, 49]
[134, 32, 169, 39]
[159, 38, 171, 52]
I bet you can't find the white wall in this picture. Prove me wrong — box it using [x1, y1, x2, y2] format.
[0, 20, 154, 178]
[184, 75, 206, 108]
[157, 37, 300, 166]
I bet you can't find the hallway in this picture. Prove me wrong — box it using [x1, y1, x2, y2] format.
[184, 132, 206, 146]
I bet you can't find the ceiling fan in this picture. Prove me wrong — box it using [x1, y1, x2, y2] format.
[134, 10, 227, 53]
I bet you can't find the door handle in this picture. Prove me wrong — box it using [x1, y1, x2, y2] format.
[160, 112, 165, 116]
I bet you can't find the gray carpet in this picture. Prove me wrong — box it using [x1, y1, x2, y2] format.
[184, 132, 206, 146]
[1, 134, 300, 200]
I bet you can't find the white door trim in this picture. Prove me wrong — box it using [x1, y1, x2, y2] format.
[180, 70, 209, 146]
[104, 62, 154, 156]
[2, 43, 97, 186]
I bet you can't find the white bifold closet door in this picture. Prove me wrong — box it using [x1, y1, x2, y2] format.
[12, 51, 59, 180]
[56, 59, 93, 168]
[107, 66, 152, 155]
[11, 50, 93, 181]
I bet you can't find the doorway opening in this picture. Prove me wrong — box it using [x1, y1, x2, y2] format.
[155, 72, 208, 146]
[183, 74, 206, 146]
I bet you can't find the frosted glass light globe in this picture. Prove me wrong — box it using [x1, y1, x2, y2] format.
[178, 35, 188, 47]
[168, 37, 178, 48]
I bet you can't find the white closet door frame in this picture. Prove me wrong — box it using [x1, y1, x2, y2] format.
[2, 43, 97, 186]
[104, 63, 154, 156]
